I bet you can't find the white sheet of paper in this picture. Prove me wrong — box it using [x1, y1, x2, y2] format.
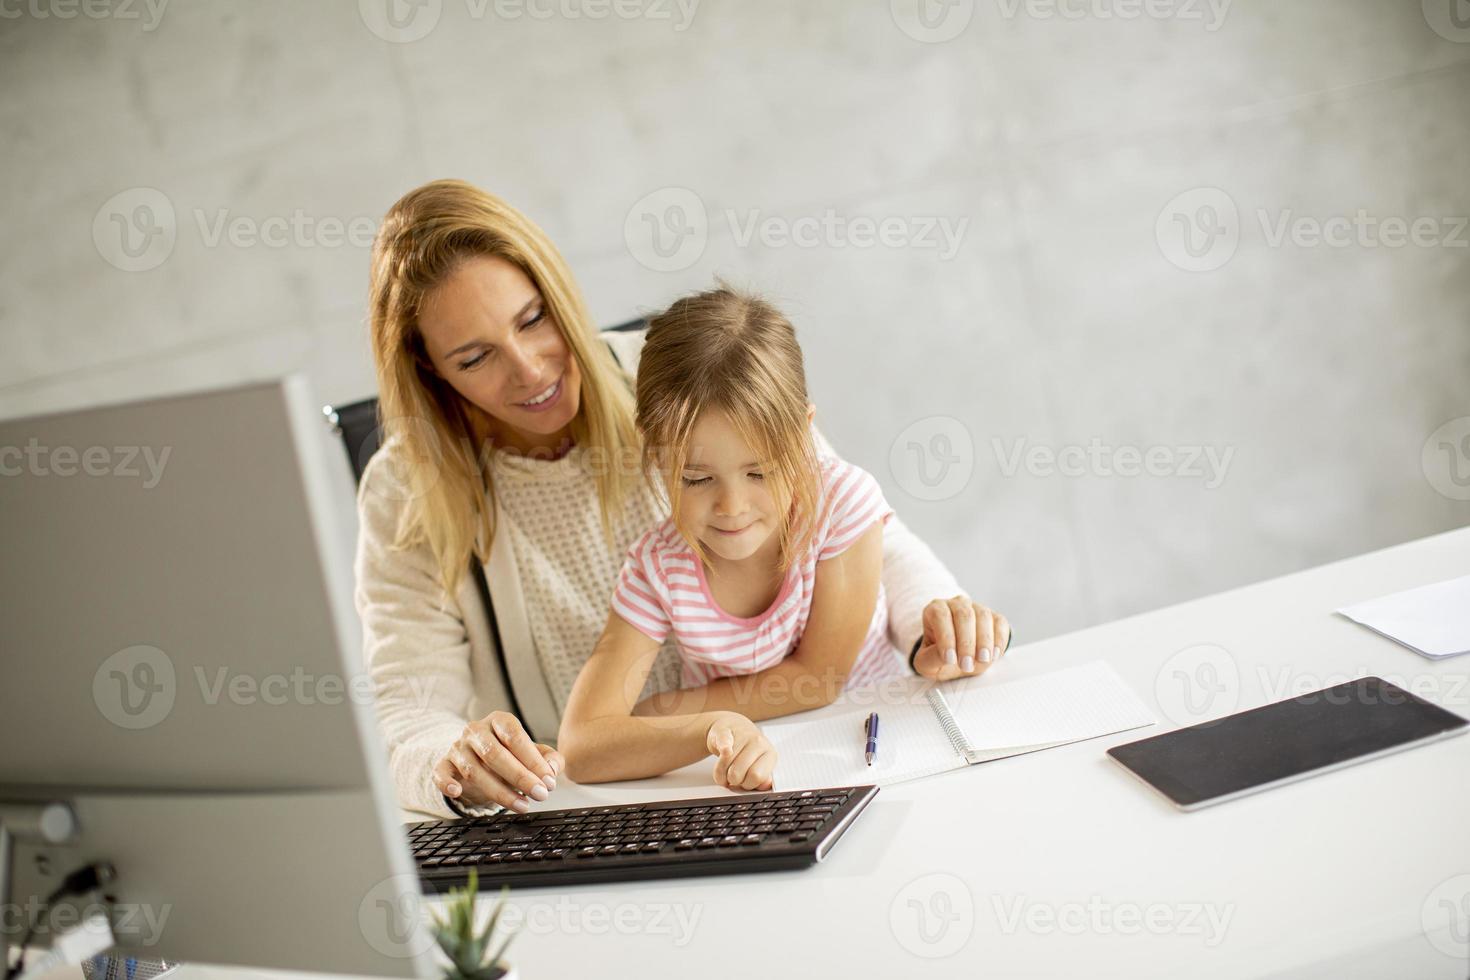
[767, 661, 1155, 790]
[1337, 575, 1470, 660]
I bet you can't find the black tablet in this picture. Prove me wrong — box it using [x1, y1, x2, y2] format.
[1107, 676, 1468, 810]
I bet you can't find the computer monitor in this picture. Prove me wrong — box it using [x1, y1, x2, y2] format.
[0, 377, 435, 978]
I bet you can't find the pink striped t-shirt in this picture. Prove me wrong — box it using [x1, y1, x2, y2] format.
[610, 455, 908, 690]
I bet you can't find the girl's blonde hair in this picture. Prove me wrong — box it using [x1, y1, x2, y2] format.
[368, 179, 639, 596]
[637, 287, 821, 571]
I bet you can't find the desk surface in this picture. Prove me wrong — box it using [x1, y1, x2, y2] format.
[217, 526, 1470, 980]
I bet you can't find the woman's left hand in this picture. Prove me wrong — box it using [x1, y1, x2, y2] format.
[911, 595, 1012, 681]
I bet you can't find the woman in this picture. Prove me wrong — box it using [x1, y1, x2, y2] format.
[355, 179, 1011, 817]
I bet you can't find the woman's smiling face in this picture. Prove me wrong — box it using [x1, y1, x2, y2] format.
[417, 254, 582, 453]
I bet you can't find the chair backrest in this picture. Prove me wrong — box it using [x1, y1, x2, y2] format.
[323, 317, 645, 487]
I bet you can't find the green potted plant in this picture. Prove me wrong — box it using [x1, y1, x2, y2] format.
[431, 870, 517, 980]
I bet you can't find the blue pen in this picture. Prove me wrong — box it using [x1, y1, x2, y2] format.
[864, 711, 880, 766]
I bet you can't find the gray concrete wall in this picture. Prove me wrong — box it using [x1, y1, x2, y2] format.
[3, 0, 1468, 640]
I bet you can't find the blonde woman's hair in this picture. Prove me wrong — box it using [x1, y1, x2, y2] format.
[637, 286, 821, 572]
[368, 179, 639, 596]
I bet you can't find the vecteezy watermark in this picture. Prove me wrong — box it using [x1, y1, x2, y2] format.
[890, 872, 975, 958]
[92, 187, 381, 272]
[92, 187, 176, 272]
[92, 646, 433, 730]
[890, 0, 974, 44]
[1, 898, 172, 947]
[623, 187, 970, 272]
[1156, 187, 1240, 272]
[992, 895, 1235, 946]
[889, 416, 975, 502]
[727, 210, 968, 260]
[496, 897, 703, 944]
[192, 208, 379, 250]
[195, 666, 384, 708]
[1153, 643, 1239, 727]
[93, 646, 177, 730]
[0, 439, 171, 488]
[1257, 209, 1469, 250]
[1157, 186, 1470, 272]
[1422, 0, 1470, 44]
[1255, 666, 1470, 711]
[994, 0, 1232, 31]
[623, 187, 709, 273]
[1422, 873, 1470, 959]
[359, 874, 436, 960]
[0, 0, 169, 31]
[1422, 416, 1470, 501]
[358, 0, 699, 43]
[993, 437, 1235, 489]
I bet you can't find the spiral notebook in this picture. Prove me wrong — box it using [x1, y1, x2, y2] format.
[767, 661, 1155, 789]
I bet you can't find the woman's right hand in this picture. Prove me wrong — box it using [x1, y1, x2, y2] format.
[434, 710, 563, 813]
[705, 712, 777, 792]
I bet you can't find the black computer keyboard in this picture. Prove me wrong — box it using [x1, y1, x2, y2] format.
[406, 785, 879, 890]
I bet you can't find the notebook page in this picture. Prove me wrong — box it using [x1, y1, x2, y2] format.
[766, 695, 964, 790]
[1337, 576, 1470, 659]
[938, 661, 1154, 755]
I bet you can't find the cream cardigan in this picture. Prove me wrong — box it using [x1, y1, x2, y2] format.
[354, 330, 963, 816]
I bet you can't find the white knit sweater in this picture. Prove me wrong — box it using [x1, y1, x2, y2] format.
[354, 330, 963, 817]
[482, 445, 686, 714]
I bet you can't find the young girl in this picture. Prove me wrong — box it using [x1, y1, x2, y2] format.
[558, 286, 909, 792]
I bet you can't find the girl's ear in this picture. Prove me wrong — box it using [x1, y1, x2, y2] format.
[806, 402, 816, 425]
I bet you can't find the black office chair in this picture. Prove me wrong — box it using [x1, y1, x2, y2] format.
[323, 317, 646, 737]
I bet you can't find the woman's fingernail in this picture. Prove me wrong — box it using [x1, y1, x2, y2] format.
[446, 782, 461, 797]
[944, 648, 957, 665]
[529, 783, 549, 802]
[511, 798, 530, 813]
[543, 774, 557, 792]
[961, 656, 975, 672]
[981, 647, 994, 663]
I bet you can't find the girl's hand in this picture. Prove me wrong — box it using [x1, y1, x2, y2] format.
[433, 710, 563, 813]
[705, 713, 777, 792]
[912, 595, 1012, 682]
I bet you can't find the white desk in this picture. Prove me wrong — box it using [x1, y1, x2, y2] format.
[203, 526, 1470, 980]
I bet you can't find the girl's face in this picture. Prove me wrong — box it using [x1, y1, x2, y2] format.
[417, 254, 583, 453]
[674, 409, 784, 566]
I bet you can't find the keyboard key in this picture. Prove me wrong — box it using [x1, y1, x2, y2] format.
[674, 839, 696, 850]
[640, 843, 662, 853]
[740, 835, 763, 845]
[696, 838, 719, 848]
[718, 836, 741, 847]
[790, 832, 812, 843]
[576, 847, 598, 858]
